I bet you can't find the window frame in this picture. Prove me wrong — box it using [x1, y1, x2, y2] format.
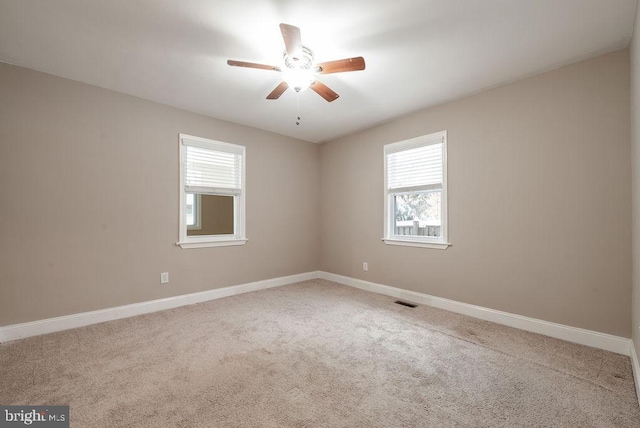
[383, 130, 451, 250]
[186, 193, 202, 231]
[177, 134, 247, 249]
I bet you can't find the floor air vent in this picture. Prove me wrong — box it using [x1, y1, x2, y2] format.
[394, 300, 417, 308]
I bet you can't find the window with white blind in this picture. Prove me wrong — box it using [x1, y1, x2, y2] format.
[383, 131, 450, 249]
[178, 134, 246, 248]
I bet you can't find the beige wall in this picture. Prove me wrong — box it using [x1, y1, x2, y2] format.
[0, 49, 634, 339]
[320, 50, 632, 337]
[631, 7, 640, 357]
[0, 63, 320, 326]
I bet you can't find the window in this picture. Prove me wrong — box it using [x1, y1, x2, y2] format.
[177, 134, 246, 248]
[383, 130, 450, 249]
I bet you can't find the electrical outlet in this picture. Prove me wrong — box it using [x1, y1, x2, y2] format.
[363, 262, 368, 271]
[160, 272, 169, 284]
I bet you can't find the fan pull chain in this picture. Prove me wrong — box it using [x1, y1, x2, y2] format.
[295, 93, 301, 126]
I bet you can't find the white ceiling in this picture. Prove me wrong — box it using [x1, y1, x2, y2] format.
[0, 0, 637, 143]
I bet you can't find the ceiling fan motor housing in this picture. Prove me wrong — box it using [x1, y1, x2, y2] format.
[283, 46, 314, 69]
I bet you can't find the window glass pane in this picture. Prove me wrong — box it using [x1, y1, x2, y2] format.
[186, 193, 196, 226]
[393, 191, 442, 237]
[186, 194, 234, 236]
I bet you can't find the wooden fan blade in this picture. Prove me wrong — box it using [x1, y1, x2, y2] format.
[309, 80, 339, 102]
[227, 60, 280, 72]
[316, 57, 366, 74]
[267, 81, 289, 100]
[279, 23, 302, 56]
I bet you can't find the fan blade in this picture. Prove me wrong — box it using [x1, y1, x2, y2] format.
[309, 81, 339, 102]
[227, 60, 280, 72]
[316, 57, 366, 74]
[279, 23, 302, 56]
[267, 81, 289, 100]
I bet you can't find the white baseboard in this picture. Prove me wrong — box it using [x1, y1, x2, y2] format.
[0, 271, 320, 343]
[319, 271, 632, 356]
[631, 341, 640, 406]
[1, 270, 632, 358]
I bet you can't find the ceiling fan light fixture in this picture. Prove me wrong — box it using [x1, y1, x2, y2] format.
[282, 67, 314, 92]
[282, 46, 315, 92]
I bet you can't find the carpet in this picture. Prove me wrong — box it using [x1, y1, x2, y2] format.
[1, 279, 639, 427]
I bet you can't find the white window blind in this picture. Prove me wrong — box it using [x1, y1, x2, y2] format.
[183, 141, 242, 196]
[387, 142, 443, 192]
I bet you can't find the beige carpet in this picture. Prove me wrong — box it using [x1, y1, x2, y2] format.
[1, 279, 639, 427]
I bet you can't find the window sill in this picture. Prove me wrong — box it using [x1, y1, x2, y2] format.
[177, 239, 247, 249]
[382, 238, 451, 250]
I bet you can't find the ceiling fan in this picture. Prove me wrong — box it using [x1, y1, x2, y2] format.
[227, 23, 365, 102]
